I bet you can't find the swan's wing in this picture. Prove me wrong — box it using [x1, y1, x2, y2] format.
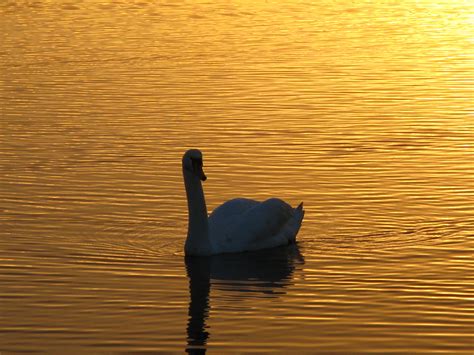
[238, 198, 294, 244]
[213, 198, 301, 253]
[209, 198, 259, 222]
[208, 198, 259, 243]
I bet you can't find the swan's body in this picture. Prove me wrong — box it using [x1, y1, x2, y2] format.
[183, 149, 305, 256]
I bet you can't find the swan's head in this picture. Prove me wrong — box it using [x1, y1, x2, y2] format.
[182, 149, 207, 181]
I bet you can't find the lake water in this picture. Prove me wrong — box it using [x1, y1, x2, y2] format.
[1, 0, 473, 353]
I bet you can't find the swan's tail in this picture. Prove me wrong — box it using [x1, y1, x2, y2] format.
[285, 202, 305, 244]
[295, 202, 305, 227]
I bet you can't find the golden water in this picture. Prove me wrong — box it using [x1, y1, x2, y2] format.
[1, 0, 473, 352]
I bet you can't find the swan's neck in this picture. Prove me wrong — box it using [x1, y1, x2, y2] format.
[183, 172, 212, 255]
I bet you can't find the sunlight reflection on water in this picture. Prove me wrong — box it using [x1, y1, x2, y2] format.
[1, 0, 473, 353]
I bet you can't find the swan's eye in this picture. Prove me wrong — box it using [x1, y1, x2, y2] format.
[190, 157, 203, 173]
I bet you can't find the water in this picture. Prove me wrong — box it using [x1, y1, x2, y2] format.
[1, 0, 473, 352]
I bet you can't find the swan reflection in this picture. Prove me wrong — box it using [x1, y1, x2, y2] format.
[185, 244, 304, 353]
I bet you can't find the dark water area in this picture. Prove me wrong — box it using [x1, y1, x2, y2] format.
[1, 0, 473, 352]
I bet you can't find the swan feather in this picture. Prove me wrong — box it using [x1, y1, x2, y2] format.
[209, 198, 304, 254]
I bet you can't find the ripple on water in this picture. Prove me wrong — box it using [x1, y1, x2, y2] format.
[1, 0, 473, 353]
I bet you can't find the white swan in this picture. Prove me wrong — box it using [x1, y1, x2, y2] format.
[182, 149, 305, 256]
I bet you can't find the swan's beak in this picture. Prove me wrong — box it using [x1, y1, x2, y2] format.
[191, 157, 207, 181]
[199, 167, 207, 181]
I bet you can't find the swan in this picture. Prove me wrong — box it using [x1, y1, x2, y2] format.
[182, 149, 305, 256]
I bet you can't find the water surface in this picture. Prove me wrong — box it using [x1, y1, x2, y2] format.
[1, 0, 473, 353]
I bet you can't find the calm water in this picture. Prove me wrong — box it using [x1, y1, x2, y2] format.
[1, 0, 473, 353]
